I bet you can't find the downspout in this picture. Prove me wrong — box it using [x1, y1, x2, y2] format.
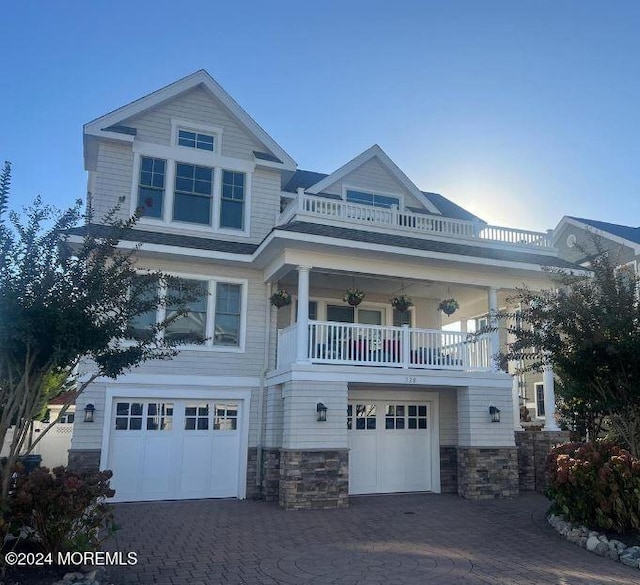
[256, 281, 273, 495]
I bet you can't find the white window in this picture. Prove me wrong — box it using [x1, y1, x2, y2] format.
[177, 129, 215, 152]
[137, 157, 166, 218]
[173, 163, 214, 225]
[220, 170, 246, 230]
[346, 189, 400, 209]
[128, 275, 246, 351]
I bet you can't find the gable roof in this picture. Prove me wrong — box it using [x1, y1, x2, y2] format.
[84, 69, 296, 171]
[304, 145, 441, 215]
[283, 169, 482, 223]
[553, 216, 640, 251]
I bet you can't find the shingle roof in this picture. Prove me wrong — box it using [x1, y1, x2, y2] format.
[49, 391, 78, 406]
[568, 217, 640, 245]
[281, 170, 482, 222]
[67, 225, 258, 255]
[276, 221, 579, 269]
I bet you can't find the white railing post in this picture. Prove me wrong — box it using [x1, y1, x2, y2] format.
[543, 365, 560, 431]
[401, 324, 410, 369]
[296, 266, 311, 362]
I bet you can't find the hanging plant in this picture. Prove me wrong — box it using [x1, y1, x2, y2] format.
[270, 289, 292, 308]
[438, 298, 459, 316]
[343, 288, 365, 307]
[391, 294, 413, 313]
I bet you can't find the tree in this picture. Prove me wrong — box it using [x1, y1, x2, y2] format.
[498, 239, 640, 456]
[0, 161, 200, 497]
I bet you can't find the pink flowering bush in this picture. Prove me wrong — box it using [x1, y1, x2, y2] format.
[546, 441, 640, 534]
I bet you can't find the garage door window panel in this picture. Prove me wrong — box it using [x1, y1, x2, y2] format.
[146, 403, 174, 431]
[408, 405, 428, 429]
[214, 403, 238, 430]
[115, 402, 143, 430]
[185, 404, 210, 431]
[348, 404, 376, 430]
[385, 404, 406, 429]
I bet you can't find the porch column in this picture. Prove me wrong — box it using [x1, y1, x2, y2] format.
[542, 365, 560, 431]
[296, 266, 311, 362]
[488, 287, 500, 371]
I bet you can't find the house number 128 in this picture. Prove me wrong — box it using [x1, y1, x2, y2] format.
[404, 376, 417, 384]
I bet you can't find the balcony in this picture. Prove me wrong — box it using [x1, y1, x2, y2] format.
[278, 194, 553, 250]
[276, 321, 492, 372]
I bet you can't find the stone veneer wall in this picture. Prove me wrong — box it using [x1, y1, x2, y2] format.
[439, 446, 458, 494]
[279, 449, 349, 510]
[245, 448, 259, 500]
[68, 449, 101, 473]
[261, 448, 281, 502]
[457, 447, 519, 499]
[515, 430, 570, 493]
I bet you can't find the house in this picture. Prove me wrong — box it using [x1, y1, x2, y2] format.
[69, 70, 575, 508]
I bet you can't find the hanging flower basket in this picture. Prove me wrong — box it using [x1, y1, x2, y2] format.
[343, 288, 365, 307]
[391, 294, 413, 313]
[438, 298, 459, 316]
[270, 289, 292, 308]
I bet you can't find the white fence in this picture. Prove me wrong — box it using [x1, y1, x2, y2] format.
[1, 422, 73, 468]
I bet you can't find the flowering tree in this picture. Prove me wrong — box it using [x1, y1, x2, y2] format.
[0, 162, 199, 497]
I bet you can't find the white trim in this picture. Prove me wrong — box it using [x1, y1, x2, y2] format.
[84, 69, 296, 170]
[553, 216, 640, 254]
[99, 384, 252, 500]
[343, 184, 405, 212]
[171, 118, 223, 155]
[306, 145, 440, 214]
[100, 373, 260, 386]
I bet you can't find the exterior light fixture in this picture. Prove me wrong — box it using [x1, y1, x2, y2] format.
[84, 403, 96, 423]
[316, 402, 327, 422]
[489, 405, 501, 423]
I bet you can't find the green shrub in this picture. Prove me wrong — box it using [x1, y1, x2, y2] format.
[546, 441, 640, 534]
[8, 466, 116, 555]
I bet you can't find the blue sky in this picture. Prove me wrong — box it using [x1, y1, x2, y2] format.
[2, 1, 639, 231]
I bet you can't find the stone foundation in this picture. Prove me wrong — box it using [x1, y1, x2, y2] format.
[457, 447, 519, 499]
[68, 449, 101, 473]
[262, 448, 281, 502]
[515, 430, 570, 493]
[245, 447, 259, 500]
[439, 446, 458, 494]
[279, 449, 349, 510]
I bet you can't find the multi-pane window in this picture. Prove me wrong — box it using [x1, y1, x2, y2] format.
[146, 402, 173, 431]
[138, 157, 166, 218]
[165, 279, 209, 343]
[214, 283, 241, 346]
[346, 189, 399, 209]
[185, 404, 210, 430]
[385, 404, 406, 429]
[220, 170, 245, 229]
[178, 129, 215, 152]
[407, 405, 428, 429]
[173, 163, 213, 225]
[115, 402, 144, 430]
[348, 404, 376, 430]
[214, 403, 238, 430]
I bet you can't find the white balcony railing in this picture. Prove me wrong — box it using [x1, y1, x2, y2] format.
[276, 321, 492, 372]
[278, 194, 553, 249]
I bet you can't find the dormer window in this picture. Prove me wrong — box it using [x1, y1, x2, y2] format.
[346, 189, 400, 210]
[178, 129, 215, 152]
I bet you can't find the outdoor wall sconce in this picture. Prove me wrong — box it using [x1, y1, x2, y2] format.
[84, 403, 96, 423]
[489, 405, 501, 423]
[316, 402, 327, 422]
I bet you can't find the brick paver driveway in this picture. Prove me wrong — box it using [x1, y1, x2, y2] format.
[104, 493, 639, 585]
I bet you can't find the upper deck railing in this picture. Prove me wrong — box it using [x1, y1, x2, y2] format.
[278, 194, 553, 249]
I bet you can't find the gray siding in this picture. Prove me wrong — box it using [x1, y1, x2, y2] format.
[91, 141, 134, 221]
[323, 158, 425, 209]
[123, 86, 267, 160]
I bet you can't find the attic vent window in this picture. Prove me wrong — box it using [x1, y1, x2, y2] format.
[346, 189, 399, 210]
[178, 129, 215, 152]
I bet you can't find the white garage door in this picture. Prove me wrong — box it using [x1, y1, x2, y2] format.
[348, 401, 432, 495]
[107, 398, 242, 502]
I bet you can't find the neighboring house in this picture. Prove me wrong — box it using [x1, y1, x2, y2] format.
[68, 70, 575, 508]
